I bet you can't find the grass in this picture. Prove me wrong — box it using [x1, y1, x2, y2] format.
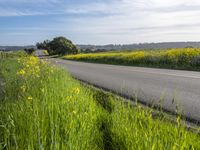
[64, 48, 200, 71]
[0, 51, 25, 59]
[0, 55, 200, 149]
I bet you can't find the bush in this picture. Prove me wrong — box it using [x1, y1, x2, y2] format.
[190, 55, 200, 66]
[37, 37, 78, 56]
[24, 48, 35, 55]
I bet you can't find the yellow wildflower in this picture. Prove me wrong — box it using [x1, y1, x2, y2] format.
[72, 87, 80, 94]
[72, 111, 77, 115]
[66, 96, 72, 101]
[17, 69, 25, 76]
[27, 96, 33, 102]
[20, 85, 26, 92]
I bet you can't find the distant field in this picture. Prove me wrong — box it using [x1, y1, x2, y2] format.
[64, 48, 200, 71]
[1, 54, 200, 149]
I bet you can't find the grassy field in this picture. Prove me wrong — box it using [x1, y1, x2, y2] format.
[1, 54, 200, 149]
[64, 48, 200, 71]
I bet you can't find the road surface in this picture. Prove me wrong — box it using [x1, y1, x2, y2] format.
[50, 58, 200, 122]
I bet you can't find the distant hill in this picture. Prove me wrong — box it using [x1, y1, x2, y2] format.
[0, 46, 36, 51]
[1, 42, 200, 52]
[77, 42, 200, 51]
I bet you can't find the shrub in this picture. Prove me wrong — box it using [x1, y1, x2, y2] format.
[24, 48, 35, 55]
[190, 55, 200, 66]
[37, 37, 78, 55]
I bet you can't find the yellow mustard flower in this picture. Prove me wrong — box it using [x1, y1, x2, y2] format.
[27, 96, 33, 102]
[17, 56, 42, 78]
[20, 85, 26, 92]
[72, 87, 80, 94]
[17, 69, 26, 76]
[72, 111, 77, 115]
[66, 96, 73, 101]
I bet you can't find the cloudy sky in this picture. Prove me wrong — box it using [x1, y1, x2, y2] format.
[0, 0, 200, 45]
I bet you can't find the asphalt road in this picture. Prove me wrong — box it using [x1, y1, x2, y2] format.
[50, 58, 200, 122]
[34, 50, 47, 57]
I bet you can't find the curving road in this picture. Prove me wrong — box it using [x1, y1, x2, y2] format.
[50, 58, 200, 122]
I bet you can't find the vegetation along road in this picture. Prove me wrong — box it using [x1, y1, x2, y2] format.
[50, 58, 200, 122]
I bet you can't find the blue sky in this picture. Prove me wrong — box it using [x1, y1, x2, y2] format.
[1, 0, 200, 45]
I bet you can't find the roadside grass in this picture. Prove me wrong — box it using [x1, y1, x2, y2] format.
[0, 55, 200, 149]
[0, 57, 103, 149]
[0, 51, 25, 59]
[64, 48, 200, 71]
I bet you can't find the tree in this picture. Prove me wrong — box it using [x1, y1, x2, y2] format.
[36, 40, 50, 50]
[24, 48, 35, 55]
[48, 37, 78, 55]
[37, 37, 78, 55]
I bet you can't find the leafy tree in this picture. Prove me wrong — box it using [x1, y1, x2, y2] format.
[48, 37, 78, 55]
[37, 37, 78, 55]
[36, 40, 50, 50]
[24, 48, 35, 55]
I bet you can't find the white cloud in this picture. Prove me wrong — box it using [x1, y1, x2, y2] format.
[1, 0, 200, 44]
[0, 9, 57, 16]
[63, 0, 200, 44]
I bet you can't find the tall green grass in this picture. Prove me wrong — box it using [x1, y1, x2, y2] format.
[0, 56, 200, 149]
[64, 48, 200, 71]
[0, 51, 25, 59]
[0, 57, 103, 149]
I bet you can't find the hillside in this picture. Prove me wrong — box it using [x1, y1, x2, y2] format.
[78, 42, 200, 51]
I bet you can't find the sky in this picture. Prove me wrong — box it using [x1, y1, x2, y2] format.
[0, 0, 200, 45]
